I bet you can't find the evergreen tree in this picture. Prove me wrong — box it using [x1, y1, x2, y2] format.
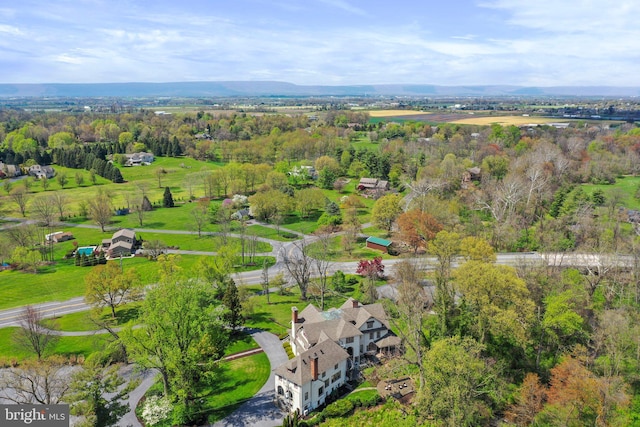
[163, 187, 174, 208]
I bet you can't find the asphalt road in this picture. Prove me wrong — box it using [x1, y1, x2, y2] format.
[0, 252, 550, 328]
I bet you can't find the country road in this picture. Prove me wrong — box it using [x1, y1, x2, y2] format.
[0, 252, 550, 328]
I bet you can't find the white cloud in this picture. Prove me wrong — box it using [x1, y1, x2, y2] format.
[0, 24, 23, 36]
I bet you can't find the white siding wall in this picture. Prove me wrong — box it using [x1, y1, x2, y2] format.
[276, 359, 348, 414]
[359, 318, 387, 353]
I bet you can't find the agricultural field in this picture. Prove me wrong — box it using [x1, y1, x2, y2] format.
[366, 109, 431, 118]
[449, 115, 564, 126]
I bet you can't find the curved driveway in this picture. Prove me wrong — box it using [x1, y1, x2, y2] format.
[211, 329, 288, 427]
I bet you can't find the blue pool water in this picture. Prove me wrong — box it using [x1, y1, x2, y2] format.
[77, 246, 96, 256]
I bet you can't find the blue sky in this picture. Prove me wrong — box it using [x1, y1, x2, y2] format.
[1, 0, 638, 86]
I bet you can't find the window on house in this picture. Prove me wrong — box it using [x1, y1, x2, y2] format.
[325, 379, 330, 388]
[369, 332, 374, 339]
[334, 363, 338, 370]
[332, 372, 341, 383]
[376, 330, 381, 338]
[318, 386, 324, 396]
[367, 320, 374, 329]
[304, 392, 308, 401]
[322, 371, 326, 378]
[346, 336, 354, 343]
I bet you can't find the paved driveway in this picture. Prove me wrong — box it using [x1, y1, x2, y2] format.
[211, 330, 288, 427]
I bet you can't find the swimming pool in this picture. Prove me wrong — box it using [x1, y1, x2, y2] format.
[76, 246, 96, 256]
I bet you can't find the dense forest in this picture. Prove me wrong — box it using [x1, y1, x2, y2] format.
[3, 105, 640, 425]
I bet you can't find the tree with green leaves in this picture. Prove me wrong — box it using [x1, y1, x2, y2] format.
[454, 261, 535, 349]
[428, 230, 461, 337]
[56, 172, 68, 189]
[163, 186, 174, 208]
[371, 193, 402, 233]
[121, 279, 229, 419]
[418, 336, 503, 427]
[67, 360, 138, 427]
[84, 262, 142, 319]
[222, 281, 242, 330]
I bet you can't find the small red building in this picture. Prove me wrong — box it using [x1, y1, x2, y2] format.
[366, 236, 392, 253]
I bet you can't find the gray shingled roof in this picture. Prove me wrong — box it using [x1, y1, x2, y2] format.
[112, 228, 135, 240]
[275, 339, 349, 386]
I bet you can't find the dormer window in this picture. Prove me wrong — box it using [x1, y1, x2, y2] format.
[366, 320, 374, 329]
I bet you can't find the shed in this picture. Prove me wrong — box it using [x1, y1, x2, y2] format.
[366, 236, 392, 253]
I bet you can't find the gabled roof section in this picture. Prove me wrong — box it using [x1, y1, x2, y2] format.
[366, 236, 392, 247]
[298, 304, 324, 324]
[275, 339, 349, 386]
[113, 228, 135, 240]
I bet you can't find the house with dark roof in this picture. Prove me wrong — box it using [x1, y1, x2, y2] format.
[28, 164, 55, 179]
[103, 229, 136, 258]
[357, 177, 389, 191]
[276, 298, 399, 414]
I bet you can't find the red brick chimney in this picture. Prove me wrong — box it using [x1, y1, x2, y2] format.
[311, 355, 318, 381]
[352, 299, 359, 308]
[292, 307, 298, 323]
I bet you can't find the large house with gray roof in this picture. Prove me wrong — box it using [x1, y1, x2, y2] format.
[275, 298, 400, 414]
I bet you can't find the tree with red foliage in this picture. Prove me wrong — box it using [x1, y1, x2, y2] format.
[356, 257, 385, 304]
[397, 209, 443, 254]
[356, 257, 384, 281]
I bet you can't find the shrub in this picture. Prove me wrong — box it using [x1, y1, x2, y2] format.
[322, 399, 354, 419]
[141, 395, 172, 426]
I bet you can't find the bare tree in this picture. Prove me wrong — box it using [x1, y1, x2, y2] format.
[31, 195, 57, 226]
[155, 167, 165, 188]
[51, 191, 70, 220]
[282, 240, 313, 300]
[0, 356, 71, 404]
[190, 205, 209, 237]
[475, 174, 525, 223]
[5, 223, 37, 248]
[88, 192, 113, 232]
[311, 231, 333, 310]
[134, 181, 150, 199]
[184, 172, 199, 199]
[143, 239, 167, 260]
[134, 204, 146, 227]
[10, 187, 30, 217]
[13, 305, 59, 359]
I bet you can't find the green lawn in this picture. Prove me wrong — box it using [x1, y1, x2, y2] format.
[142, 351, 271, 426]
[202, 352, 270, 423]
[133, 231, 272, 253]
[581, 175, 640, 210]
[0, 156, 222, 218]
[41, 303, 142, 332]
[0, 255, 201, 310]
[0, 327, 109, 362]
[244, 287, 350, 336]
[246, 224, 300, 241]
[224, 332, 260, 356]
[306, 236, 395, 261]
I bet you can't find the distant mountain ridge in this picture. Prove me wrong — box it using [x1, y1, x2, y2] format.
[0, 81, 638, 97]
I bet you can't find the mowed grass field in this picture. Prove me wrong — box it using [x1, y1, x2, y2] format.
[0, 156, 220, 218]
